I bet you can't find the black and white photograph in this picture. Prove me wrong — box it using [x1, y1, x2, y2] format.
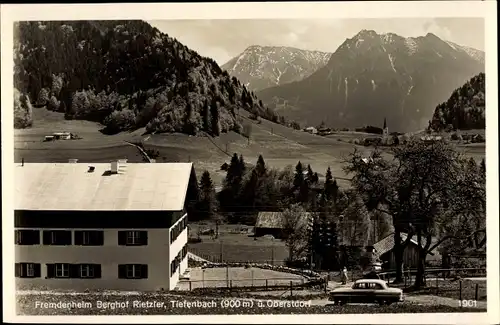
[2, 1, 498, 323]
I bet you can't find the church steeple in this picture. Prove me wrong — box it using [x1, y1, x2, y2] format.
[383, 117, 387, 129]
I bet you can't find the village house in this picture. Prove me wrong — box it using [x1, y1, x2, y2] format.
[14, 160, 198, 291]
[373, 233, 441, 270]
[254, 211, 313, 239]
[304, 126, 318, 134]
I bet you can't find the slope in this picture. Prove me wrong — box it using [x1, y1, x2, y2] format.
[429, 73, 485, 131]
[257, 30, 485, 132]
[13, 20, 280, 136]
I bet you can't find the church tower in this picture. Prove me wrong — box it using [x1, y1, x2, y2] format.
[382, 118, 389, 138]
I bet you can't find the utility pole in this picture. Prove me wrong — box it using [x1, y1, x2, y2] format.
[271, 240, 274, 265]
[219, 240, 223, 262]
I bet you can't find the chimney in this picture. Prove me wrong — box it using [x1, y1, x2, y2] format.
[88, 165, 95, 173]
[22, 158, 24, 167]
[68, 159, 79, 163]
[110, 161, 120, 174]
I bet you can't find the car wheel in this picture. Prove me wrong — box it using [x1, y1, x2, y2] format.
[378, 300, 386, 306]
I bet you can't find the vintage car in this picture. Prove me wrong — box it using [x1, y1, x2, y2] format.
[329, 279, 404, 305]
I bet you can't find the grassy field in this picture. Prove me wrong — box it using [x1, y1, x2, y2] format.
[188, 234, 289, 266]
[14, 107, 485, 188]
[15, 292, 485, 315]
[13, 107, 374, 188]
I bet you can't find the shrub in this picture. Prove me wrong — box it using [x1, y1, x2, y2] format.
[14, 90, 33, 129]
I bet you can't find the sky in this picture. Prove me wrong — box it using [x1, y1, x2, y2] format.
[149, 18, 485, 65]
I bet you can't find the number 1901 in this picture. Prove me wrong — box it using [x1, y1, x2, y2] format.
[459, 300, 477, 307]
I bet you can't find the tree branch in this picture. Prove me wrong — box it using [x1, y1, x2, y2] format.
[427, 228, 486, 254]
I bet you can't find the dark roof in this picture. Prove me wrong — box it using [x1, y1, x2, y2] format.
[373, 233, 436, 256]
[255, 211, 312, 229]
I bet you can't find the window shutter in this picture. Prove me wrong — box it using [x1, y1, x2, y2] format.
[34, 263, 41, 278]
[141, 265, 148, 279]
[43, 231, 51, 245]
[74, 231, 83, 245]
[70, 264, 80, 278]
[97, 231, 104, 246]
[118, 231, 126, 245]
[46, 264, 55, 278]
[141, 231, 148, 245]
[15, 263, 21, 277]
[94, 264, 102, 279]
[118, 265, 126, 278]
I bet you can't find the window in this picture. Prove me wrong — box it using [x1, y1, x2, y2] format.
[74, 231, 104, 246]
[43, 230, 72, 245]
[15, 230, 40, 245]
[47, 263, 70, 278]
[15, 263, 41, 278]
[118, 264, 148, 279]
[80, 264, 101, 278]
[46, 263, 101, 279]
[118, 231, 147, 246]
[170, 216, 187, 244]
[171, 245, 187, 276]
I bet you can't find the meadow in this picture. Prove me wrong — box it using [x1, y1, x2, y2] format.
[14, 107, 485, 193]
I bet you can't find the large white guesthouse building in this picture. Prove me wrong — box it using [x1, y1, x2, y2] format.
[14, 161, 198, 291]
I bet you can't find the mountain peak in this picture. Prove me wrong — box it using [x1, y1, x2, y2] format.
[355, 29, 379, 38]
[222, 45, 331, 91]
[425, 32, 441, 40]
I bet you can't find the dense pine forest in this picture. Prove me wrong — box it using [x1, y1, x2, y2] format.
[429, 73, 485, 131]
[13, 20, 280, 134]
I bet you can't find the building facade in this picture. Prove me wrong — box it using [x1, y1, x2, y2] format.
[14, 162, 198, 291]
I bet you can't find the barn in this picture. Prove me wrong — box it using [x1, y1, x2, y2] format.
[254, 211, 312, 239]
[374, 233, 440, 270]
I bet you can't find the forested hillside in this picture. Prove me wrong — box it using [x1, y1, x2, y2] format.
[429, 73, 485, 131]
[13, 20, 279, 134]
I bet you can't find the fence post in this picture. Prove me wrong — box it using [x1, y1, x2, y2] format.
[459, 280, 462, 301]
[436, 276, 438, 290]
[475, 283, 479, 301]
[290, 281, 293, 297]
[265, 279, 268, 291]
[189, 281, 192, 291]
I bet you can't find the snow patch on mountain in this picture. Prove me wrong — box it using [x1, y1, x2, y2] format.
[405, 38, 418, 55]
[223, 45, 331, 91]
[388, 54, 397, 72]
[445, 41, 484, 63]
[344, 77, 349, 108]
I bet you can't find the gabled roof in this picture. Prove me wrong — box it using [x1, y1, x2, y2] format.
[255, 211, 312, 229]
[15, 162, 194, 211]
[373, 232, 436, 256]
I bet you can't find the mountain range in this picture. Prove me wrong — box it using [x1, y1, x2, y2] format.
[255, 30, 485, 132]
[221, 46, 331, 92]
[13, 22, 486, 136]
